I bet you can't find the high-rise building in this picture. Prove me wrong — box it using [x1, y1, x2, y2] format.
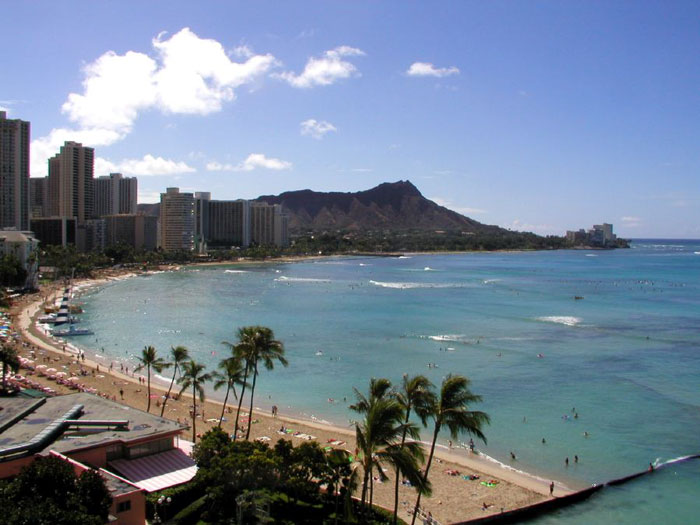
[94, 173, 137, 217]
[194, 192, 211, 253]
[159, 187, 194, 252]
[250, 202, 288, 247]
[29, 176, 48, 218]
[0, 111, 30, 230]
[103, 214, 158, 251]
[206, 199, 251, 249]
[46, 141, 94, 223]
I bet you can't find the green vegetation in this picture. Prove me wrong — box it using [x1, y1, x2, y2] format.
[160, 345, 189, 417]
[0, 455, 111, 525]
[134, 344, 169, 413]
[0, 343, 20, 393]
[177, 360, 213, 442]
[0, 254, 27, 288]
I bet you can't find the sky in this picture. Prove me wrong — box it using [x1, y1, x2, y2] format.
[1, 1, 698, 238]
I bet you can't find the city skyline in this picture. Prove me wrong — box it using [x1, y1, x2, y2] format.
[2, 2, 698, 238]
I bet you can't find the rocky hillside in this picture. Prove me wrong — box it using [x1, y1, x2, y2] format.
[256, 180, 504, 234]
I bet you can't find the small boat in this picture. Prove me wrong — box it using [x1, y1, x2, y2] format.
[51, 324, 94, 337]
[315, 350, 324, 356]
[574, 296, 584, 300]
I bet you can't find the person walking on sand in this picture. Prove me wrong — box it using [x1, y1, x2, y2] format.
[550, 481, 554, 496]
[565, 457, 569, 466]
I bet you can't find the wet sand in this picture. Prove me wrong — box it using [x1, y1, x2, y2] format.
[8, 272, 571, 524]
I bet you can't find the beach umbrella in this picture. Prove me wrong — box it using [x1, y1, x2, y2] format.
[35, 364, 47, 370]
[68, 376, 80, 382]
[55, 371, 67, 378]
[46, 368, 57, 374]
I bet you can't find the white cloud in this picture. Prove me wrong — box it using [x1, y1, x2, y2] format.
[431, 197, 486, 216]
[300, 119, 337, 139]
[137, 190, 163, 203]
[275, 46, 364, 88]
[95, 154, 195, 176]
[31, 27, 276, 176]
[406, 62, 460, 78]
[506, 219, 556, 234]
[207, 154, 292, 172]
[621, 216, 643, 228]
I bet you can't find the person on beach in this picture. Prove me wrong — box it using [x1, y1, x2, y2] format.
[648, 462, 654, 472]
[574, 455, 579, 463]
[565, 457, 569, 466]
[119, 388, 124, 400]
[550, 481, 554, 496]
[510, 451, 516, 460]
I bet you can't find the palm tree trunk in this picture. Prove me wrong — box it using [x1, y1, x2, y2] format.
[146, 364, 152, 412]
[160, 365, 178, 417]
[393, 408, 412, 524]
[411, 423, 440, 525]
[2, 361, 6, 391]
[233, 362, 250, 441]
[361, 461, 370, 509]
[370, 469, 374, 510]
[245, 362, 259, 440]
[191, 384, 197, 442]
[219, 382, 231, 428]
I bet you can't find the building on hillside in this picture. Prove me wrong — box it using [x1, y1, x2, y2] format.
[159, 187, 194, 252]
[46, 141, 94, 224]
[0, 229, 39, 289]
[103, 214, 158, 251]
[29, 216, 77, 247]
[250, 202, 288, 247]
[0, 111, 30, 231]
[95, 173, 137, 217]
[29, 176, 48, 218]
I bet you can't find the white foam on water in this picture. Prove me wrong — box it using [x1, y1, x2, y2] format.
[276, 276, 331, 283]
[370, 280, 465, 289]
[424, 266, 435, 271]
[585, 254, 598, 257]
[483, 278, 501, 284]
[398, 255, 412, 259]
[428, 334, 467, 342]
[536, 316, 583, 326]
[224, 270, 249, 274]
[694, 252, 700, 255]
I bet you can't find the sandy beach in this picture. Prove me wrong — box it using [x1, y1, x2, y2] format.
[7, 269, 572, 524]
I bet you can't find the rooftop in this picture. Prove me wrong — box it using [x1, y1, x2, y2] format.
[0, 393, 184, 460]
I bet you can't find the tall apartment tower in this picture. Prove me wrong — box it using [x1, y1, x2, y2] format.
[194, 192, 211, 253]
[94, 173, 137, 217]
[159, 187, 195, 251]
[0, 111, 30, 230]
[46, 141, 94, 223]
[207, 199, 251, 249]
[250, 203, 288, 247]
[29, 177, 48, 218]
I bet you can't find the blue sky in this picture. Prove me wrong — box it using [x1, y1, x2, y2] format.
[2, 1, 698, 238]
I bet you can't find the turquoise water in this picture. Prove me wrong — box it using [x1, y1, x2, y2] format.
[75, 240, 700, 523]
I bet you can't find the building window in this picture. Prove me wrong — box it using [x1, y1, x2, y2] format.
[117, 500, 131, 513]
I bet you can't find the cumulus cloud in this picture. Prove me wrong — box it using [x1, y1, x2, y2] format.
[275, 46, 364, 88]
[300, 119, 337, 139]
[431, 197, 486, 216]
[207, 154, 292, 172]
[406, 62, 460, 78]
[31, 27, 276, 176]
[95, 154, 195, 176]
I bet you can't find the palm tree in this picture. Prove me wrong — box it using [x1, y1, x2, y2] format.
[160, 345, 189, 417]
[1, 344, 20, 392]
[392, 375, 435, 524]
[213, 356, 246, 428]
[225, 326, 288, 440]
[177, 360, 213, 442]
[351, 379, 429, 516]
[411, 374, 489, 525]
[134, 345, 169, 413]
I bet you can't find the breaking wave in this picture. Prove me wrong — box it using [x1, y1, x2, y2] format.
[224, 270, 249, 274]
[369, 280, 465, 290]
[536, 316, 582, 326]
[276, 276, 331, 283]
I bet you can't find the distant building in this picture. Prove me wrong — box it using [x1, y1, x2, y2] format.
[29, 216, 77, 247]
[47, 141, 94, 223]
[0, 229, 39, 289]
[79, 218, 106, 252]
[94, 173, 137, 217]
[0, 111, 30, 231]
[566, 223, 617, 247]
[206, 199, 251, 249]
[103, 214, 158, 251]
[159, 187, 194, 252]
[29, 176, 48, 218]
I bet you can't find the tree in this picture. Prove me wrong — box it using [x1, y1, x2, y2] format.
[224, 326, 288, 440]
[411, 374, 489, 525]
[160, 345, 189, 417]
[177, 360, 213, 442]
[134, 345, 169, 413]
[0, 455, 111, 525]
[213, 355, 246, 428]
[393, 375, 435, 524]
[1, 343, 20, 392]
[351, 380, 428, 514]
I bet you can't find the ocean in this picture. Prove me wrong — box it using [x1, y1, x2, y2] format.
[74, 240, 700, 523]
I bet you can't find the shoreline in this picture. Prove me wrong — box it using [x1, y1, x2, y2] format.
[8, 269, 576, 523]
